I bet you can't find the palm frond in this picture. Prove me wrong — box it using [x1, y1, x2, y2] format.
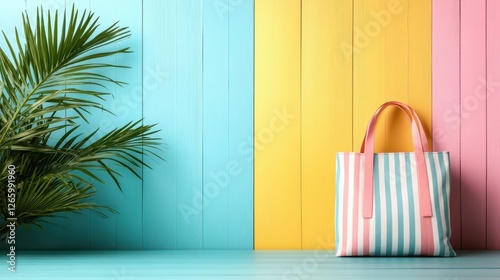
[0, 5, 163, 240]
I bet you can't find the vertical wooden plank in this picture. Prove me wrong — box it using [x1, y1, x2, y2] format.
[227, 0, 254, 249]
[61, 0, 94, 250]
[37, 0, 71, 249]
[353, 0, 386, 154]
[0, 0, 25, 45]
[175, 0, 203, 249]
[384, 0, 411, 152]
[460, 0, 487, 249]
[85, 0, 121, 250]
[408, 0, 434, 255]
[432, 0, 461, 249]
[202, 0, 230, 249]
[301, 0, 352, 249]
[408, 0, 432, 142]
[487, 0, 500, 250]
[143, 0, 177, 250]
[254, 0, 302, 249]
[111, 0, 144, 249]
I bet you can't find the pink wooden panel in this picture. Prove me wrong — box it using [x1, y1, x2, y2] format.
[460, 0, 487, 249]
[431, 0, 461, 249]
[486, 0, 500, 249]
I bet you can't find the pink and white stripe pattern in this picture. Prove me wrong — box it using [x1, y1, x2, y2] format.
[335, 152, 455, 256]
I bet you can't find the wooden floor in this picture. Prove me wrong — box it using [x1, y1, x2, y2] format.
[1, 250, 499, 279]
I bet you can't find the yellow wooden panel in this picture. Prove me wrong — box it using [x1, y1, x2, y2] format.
[353, 0, 430, 152]
[408, 0, 432, 148]
[301, 0, 352, 249]
[353, 0, 388, 152]
[379, 0, 431, 152]
[254, 0, 302, 249]
[255, 0, 431, 250]
[384, 0, 412, 152]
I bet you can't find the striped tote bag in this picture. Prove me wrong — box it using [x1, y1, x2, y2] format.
[335, 101, 456, 257]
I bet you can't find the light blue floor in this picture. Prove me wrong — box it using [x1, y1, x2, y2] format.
[1, 250, 499, 279]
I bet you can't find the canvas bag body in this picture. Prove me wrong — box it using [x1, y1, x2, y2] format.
[335, 101, 456, 257]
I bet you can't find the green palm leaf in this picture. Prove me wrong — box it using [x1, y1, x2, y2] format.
[0, 5, 163, 240]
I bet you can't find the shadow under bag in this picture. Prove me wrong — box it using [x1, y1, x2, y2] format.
[335, 101, 456, 257]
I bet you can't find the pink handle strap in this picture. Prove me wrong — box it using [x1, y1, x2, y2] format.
[362, 101, 433, 219]
[360, 102, 430, 153]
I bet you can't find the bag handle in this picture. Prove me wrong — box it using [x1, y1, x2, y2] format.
[362, 101, 433, 219]
[360, 102, 430, 153]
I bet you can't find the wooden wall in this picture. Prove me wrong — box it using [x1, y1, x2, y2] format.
[433, 0, 500, 250]
[1, 0, 254, 250]
[254, 0, 432, 249]
[0, 0, 499, 250]
[141, 0, 254, 249]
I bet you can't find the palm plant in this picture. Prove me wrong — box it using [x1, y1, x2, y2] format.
[0, 6, 161, 240]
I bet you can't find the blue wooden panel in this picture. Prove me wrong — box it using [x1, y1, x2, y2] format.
[81, 0, 119, 250]
[142, 0, 178, 249]
[2, 0, 254, 250]
[202, 0, 230, 249]
[111, 0, 144, 250]
[84, 0, 144, 249]
[227, 0, 254, 249]
[15, 0, 93, 250]
[57, 0, 94, 250]
[175, 0, 204, 249]
[16, 0, 88, 250]
[0, 0, 24, 41]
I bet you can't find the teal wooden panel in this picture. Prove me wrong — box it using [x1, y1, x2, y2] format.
[142, 0, 178, 249]
[0, 0, 24, 40]
[16, 0, 84, 250]
[175, 0, 204, 249]
[24, 0, 99, 250]
[202, 0, 230, 249]
[60, 0, 92, 249]
[82, 0, 119, 250]
[111, 0, 144, 250]
[227, 0, 254, 249]
[59, 0, 94, 250]
[2, 0, 254, 250]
